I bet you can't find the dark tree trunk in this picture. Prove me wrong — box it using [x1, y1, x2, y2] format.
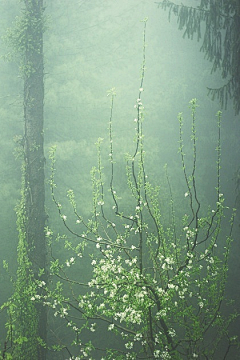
[23, 0, 47, 358]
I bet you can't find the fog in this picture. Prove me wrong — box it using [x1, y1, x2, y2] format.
[0, 1, 239, 359]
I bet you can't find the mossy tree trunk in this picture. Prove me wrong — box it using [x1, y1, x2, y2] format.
[23, 0, 47, 358]
[2, 1, 47, 358]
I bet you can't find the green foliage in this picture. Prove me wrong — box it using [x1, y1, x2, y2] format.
[0, 184, 39, 359]
[2, 1, 46, 77]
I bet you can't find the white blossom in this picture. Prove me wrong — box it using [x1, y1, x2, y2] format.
[90, 323, 96, 332]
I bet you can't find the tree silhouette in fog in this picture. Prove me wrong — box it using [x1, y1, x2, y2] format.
[156, 0, 240, 115]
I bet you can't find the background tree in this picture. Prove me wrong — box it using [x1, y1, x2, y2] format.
[1, 0, 47, 358]
[22, 0, 47, 357]
[156, 0, 240, 115]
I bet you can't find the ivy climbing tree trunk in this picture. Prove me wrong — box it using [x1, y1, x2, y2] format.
[5, 1, 47, 357]
[24, 0, 47, 358]
[23, 2, 45, 271]
[3, 1, 47, 357]
[22, 0, 47, 358]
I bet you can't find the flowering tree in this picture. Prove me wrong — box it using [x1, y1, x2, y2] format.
[39, 21, 238, 360]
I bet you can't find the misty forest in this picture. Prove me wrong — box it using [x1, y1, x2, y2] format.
[0, 0, 240, 359]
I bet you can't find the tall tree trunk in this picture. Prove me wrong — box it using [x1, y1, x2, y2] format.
[23, 0, 47, 358]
